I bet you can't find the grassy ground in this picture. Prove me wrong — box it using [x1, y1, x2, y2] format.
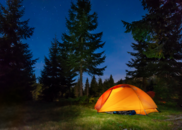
[0, 101, 182, 130]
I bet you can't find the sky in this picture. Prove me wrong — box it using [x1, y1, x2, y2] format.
[1, 0, 148, 85]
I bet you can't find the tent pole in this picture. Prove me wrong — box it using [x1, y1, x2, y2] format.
[144, 109, 148, 116]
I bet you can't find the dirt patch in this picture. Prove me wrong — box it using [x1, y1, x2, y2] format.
[165, 114, 182, 130]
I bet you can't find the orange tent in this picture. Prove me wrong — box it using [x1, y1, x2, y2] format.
[95, 84, 158, 115]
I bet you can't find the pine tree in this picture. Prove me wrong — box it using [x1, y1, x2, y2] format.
[85, 78, 89, 96]
[97, 77, 103, 96]
[109, 75, 115, 87]
[138, 0, 182, 98]
[122, 0, 182, 59]
[126, 40, 157, 91]
[115, 78, 123, 85]
[0, 0, 37, 102]
[103, 79, 109, 92]
[39, 37, 64, 101]
[90, 75, 98, 97]
[58, 41, 77, 97]
[61, 0, 106, 97]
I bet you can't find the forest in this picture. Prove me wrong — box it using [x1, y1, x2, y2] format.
[0, 0, 182, 130]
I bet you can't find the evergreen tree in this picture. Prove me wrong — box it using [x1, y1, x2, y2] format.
[85, 78, 89, 96]
[103, 75, 114, 91]
[115, 78, 123, 85]
[109, 75, 115, 87]
[32, 74, 36, 84]
[90, 75, 98, 97]
[122, 0, 182, 59]
[39, 37, 64, 101]
[0, 0, 37, 102]
[97, 77, 103, 96]
[126, 40, 157, 91]
[103, 79, 109, 92]
[61, 0, 106, 97]
[58, 41, 77, 97]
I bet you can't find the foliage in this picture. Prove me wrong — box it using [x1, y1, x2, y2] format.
[122, 0, 182, 59]
[153, 76, 179, 101]
[85, 78, 89, 96]
[58, 39, 77, 98]
[146, 79, 155, 91]
[89, 75, 98, 97]
[115, 78, 123, 85]
[109, 75, 115, 87]
[58, 96, 90, 105]
[62, 0, 107, 96]
[97, 77, 103, 97]
[103, 79, 110, 91]
[31, 83, 43, 101]
[126, 40, 158, 91]
[0, 0, 37, 102]
[122, 0, 182, 95]
[39, 37, 65, 101]
[101, 75, 115, 92]
[89, 97, 99, 104]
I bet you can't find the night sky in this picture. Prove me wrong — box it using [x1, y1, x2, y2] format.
[1, 0, 148, 84]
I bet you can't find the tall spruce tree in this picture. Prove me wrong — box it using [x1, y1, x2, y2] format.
[39, 37, 64, 101]
[0, 0, 37, 102]
[58, 40, 77, 97]
[126, 40, 157, 91]
[61, 0, 106, 96]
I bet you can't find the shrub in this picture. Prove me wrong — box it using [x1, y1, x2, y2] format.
[89, 97, 99, 103]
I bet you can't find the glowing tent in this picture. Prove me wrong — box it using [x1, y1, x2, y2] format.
[95, 84, 158, 115]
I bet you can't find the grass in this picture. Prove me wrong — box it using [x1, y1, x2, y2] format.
[0, 101, 182, 130]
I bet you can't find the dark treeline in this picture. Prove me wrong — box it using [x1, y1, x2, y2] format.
[0, 0, 181, 105]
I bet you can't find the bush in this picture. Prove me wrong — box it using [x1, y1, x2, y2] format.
[78, 96, 89, 104]
[89, 97, 99, 103]
[31, 83, 43, 101]
[58, 96, 90, 106]
[153, 77, 179, 101]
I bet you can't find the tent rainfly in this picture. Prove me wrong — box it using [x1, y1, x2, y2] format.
[95, 84, 158, 115]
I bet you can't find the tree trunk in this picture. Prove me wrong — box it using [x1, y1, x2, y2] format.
[79, 37, 84, 97]
[80, 64, 83, 97]
[86, 85, 89, 96]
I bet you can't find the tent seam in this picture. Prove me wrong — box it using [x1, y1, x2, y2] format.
[99, 88, 113, 112]
[130, 85, 147, 115]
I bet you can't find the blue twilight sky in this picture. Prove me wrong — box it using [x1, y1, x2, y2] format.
[1, 0, 148, 85]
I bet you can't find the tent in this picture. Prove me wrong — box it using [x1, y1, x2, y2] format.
[95, 84, 158, 115]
